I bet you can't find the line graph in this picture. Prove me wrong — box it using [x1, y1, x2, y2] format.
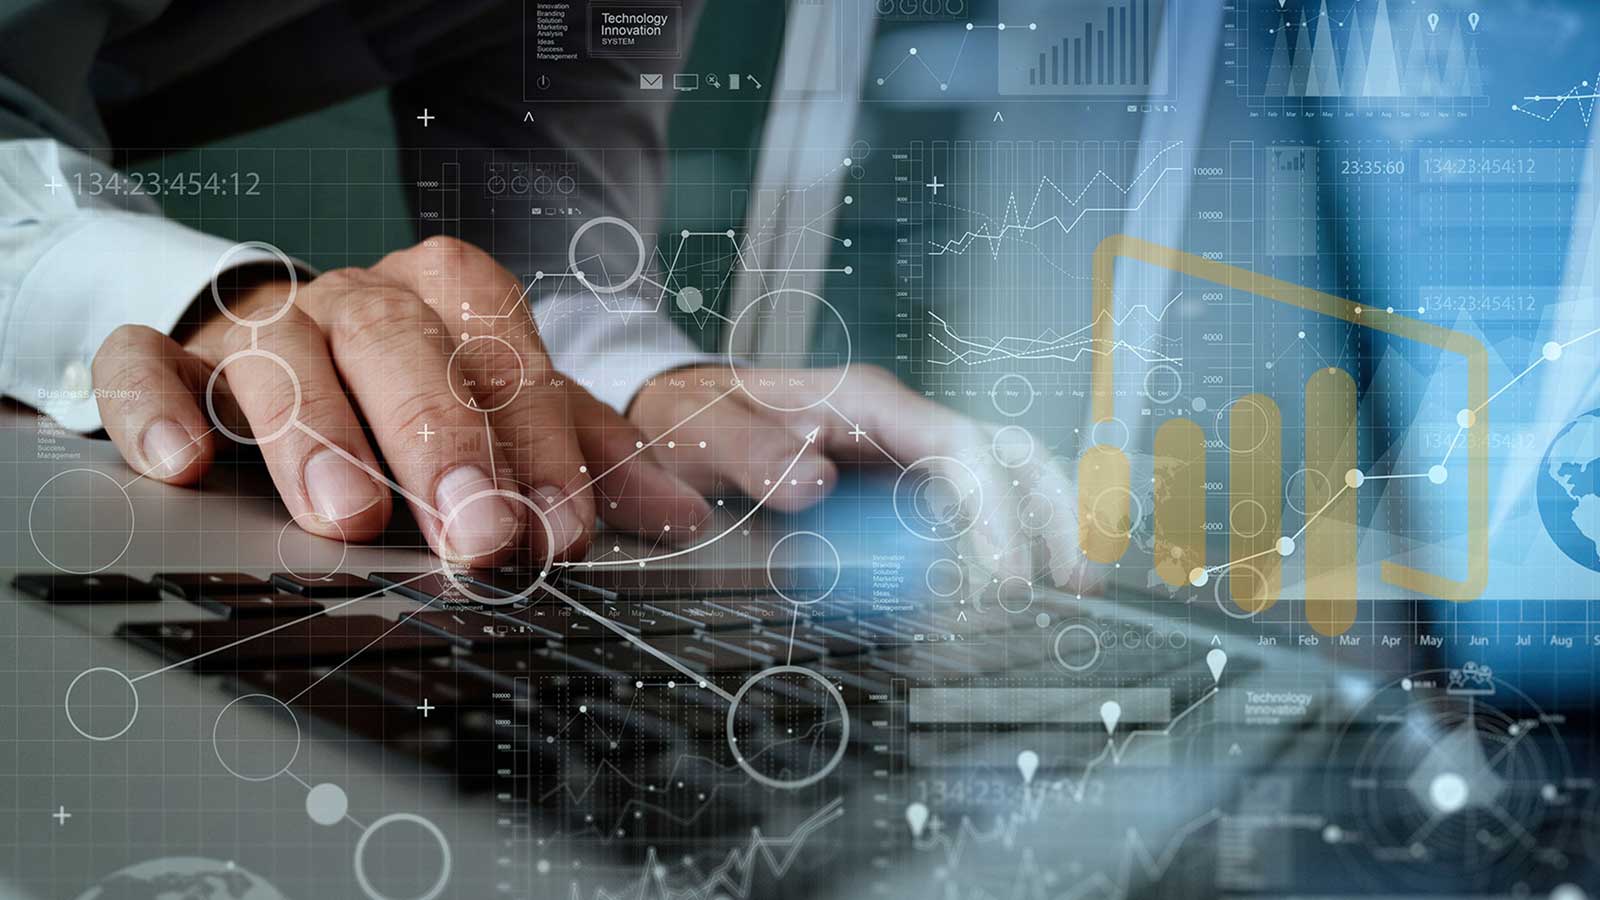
[926, 292, 1186, 368]
[583, 799, 846, 900]
[1512, 72, 1600, 126]
[927, 142, 1184, 259]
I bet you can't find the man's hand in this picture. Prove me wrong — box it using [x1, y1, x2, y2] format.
[628, 364, 1080, 587]
[90, 237, 707, 565]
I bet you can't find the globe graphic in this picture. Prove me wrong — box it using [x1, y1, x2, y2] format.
[75, 857, 285, 900]
[1537, 408, 1600, 572]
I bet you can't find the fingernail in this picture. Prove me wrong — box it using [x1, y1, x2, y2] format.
[536, 486, 588, 556]
[141, 420, 198, 478]
[304, 450, 386, 522]
[436, 466, 520, 560]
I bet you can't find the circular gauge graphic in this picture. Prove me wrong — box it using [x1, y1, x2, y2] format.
[727, 666, 849, 789]
[1324, 665, 1573, 890]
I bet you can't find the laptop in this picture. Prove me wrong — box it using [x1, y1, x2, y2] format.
[1, 407, 1391, 900]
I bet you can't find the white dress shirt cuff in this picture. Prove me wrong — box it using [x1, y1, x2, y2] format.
[3, 214, 286, 432]
[531, 294, 718, 413]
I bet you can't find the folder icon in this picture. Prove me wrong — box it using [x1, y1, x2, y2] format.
[1078, 235, 1489, 635]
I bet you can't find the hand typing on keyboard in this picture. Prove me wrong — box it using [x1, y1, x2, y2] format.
[89, 237, 709, 566]
[628, 364, 1082, 587]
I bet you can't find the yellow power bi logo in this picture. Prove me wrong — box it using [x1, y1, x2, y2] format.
[1077, 235, 1489, 636]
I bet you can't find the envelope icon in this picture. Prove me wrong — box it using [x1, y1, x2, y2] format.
[640, 73, 664, 90]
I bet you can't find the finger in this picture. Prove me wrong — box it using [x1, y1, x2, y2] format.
[660, 393, 837, 513]
[567, 385, 711, 540]
[1028, 453, 1081, 588]
[293, 269, 529, 565]
[92, 325, 217, 484]
[194, 302, 393, 542]
[371, 237, 595, 558]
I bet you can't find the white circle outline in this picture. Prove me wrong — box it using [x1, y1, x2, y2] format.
[277, 513, 348, 580]
[726, 665, 850, 790]
[64, 667, 139, 741]
[438, 489, 554, 604]
[725, 288, 852, 412]
[567, 216, 646, 294]
[353, 812, 454, 900]
[766, 531, 841, 605]
[924, 558, 965, 598]
[1052, 623, 1102, 673]
[1214, 563, 1269, 620]
[893, 456, 983, 542]
[1215, 395, 1272, 455]
[212, 693, 301, 782]
[1143, 363, 1183, 404]
[991, 425, 1035, 468]
[210, 241, 299, 327]
[1087, 485, 1144, 540]
[996, 576, 1035, 614]
[205, 349, 302, 445]
[29, 468, 135, 574]
[1018, 490, 1056, 532]
[445, 335, 525, 413]
[990, 373, 1035, 418]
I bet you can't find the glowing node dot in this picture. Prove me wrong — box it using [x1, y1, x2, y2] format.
[965, 22, 974, 30]
[1544, 341, 1563, 361]
[877, 78, 885, 85]
[1189, 567, 1209, 587]
[1277, 536, 1295, 556]
[940, 83, 949, 91]
[680, 229, 691, 238]
[667, 441, 676, 449]
[842, 157, 852, 166]
[843, 238, 852, 247]
[844, 195, 854, 205]
[1345, 468, 1365, 489]
[1456, 408, 1475, 429]
[699, 441, 707, 448]
[1428, 465, 1448, 484]
[1297, 331, 1306, 339]
[997, 23, 1007, 30]
[578, 465, 587, 473]
[843, 265, 854, 275]
[636, 440, 644, 449]
[909, 47, 918, 55]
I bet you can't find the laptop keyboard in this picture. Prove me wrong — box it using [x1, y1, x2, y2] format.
[16, 567, 1246, 838]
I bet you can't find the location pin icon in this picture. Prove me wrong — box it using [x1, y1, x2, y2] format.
[1427, 12, 1439, 32]
[1207, 648, 1228, 684]
[1099, 700, 1122, 734]
[1016, 750, 1039, 785]
[1467, 11, 1479, 30]
[906, 802, 929, 839]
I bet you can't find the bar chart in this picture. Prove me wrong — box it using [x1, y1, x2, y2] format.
[1077, 235, 1490, 636]
[1000, 0, 1169, 96]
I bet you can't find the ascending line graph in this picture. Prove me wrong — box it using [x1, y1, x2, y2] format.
[1512, 72, 1600, 127]
[927, 142, 1184, 259]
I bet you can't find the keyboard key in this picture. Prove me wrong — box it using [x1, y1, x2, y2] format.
[117, 615, 453, 672]
[407, 610, 562, 649]
[153, 572, 274, 601]
[183, 592, 325, 619]
[271, 572, 382, 599]
[11, 573, 162, 604]
[367, 571, 477, 606]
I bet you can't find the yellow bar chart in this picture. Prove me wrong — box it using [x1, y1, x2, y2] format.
[1077, 235, 1491, 636]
